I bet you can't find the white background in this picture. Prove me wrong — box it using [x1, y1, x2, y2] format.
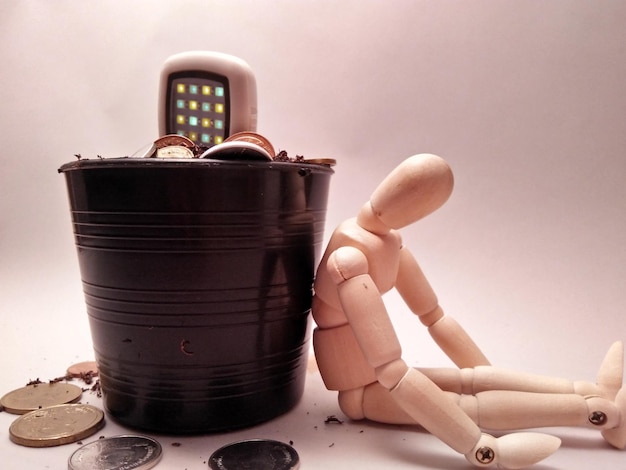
[1, 1, 625, 468]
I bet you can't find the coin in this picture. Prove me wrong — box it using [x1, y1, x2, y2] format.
[67, 361, 99, 379]
[209, 439, 300, 470]
[225, 131, 276, 158]
[156, 145, 195, 159]
[69, 435, 162, 470]
[136, 143, 157, 158]
[304, 158, 337, 167]
[0, 382, 83, 415]
[200, 141, 273, 161]
[154, 134, 195, 149]
[9, 403, 104, 447]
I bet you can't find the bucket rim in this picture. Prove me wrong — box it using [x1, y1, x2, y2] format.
[58, 157, 335, 174]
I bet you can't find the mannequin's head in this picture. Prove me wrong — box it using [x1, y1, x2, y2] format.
[358, 154, 454, 232]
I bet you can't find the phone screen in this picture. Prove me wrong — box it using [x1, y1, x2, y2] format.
[165, 71, 231, 147]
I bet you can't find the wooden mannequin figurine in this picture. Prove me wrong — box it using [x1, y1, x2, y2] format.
[312, 154, 626, 468]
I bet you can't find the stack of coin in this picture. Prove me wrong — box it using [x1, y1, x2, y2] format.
[138, 131, 336, 166]
[153, 134, 196, 158]
[1, 379, 107, 448]
[224, 132, 277, 158]
[223, 132, 336, 166]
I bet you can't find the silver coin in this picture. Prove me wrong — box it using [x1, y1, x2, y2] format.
[68, 435, 162, 470]
[209, 439, 300, 470]
[200, 141, 273, 161]
[133, 142, 157, 158]
[156, 145, 195, 159]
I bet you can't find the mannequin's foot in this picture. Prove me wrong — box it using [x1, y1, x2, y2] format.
[601, 386, 626, 449]
[465, 432, 560, 469]
[597, 341, 624, 400]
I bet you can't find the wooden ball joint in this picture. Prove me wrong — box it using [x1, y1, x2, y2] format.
[312, 154, 626, 468]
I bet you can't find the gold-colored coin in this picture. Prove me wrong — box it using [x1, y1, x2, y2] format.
[9, 404, 105, 448]
[156, 145, 195, 159]
[225, 132, 276, 158]
[304, 158, 337, 167]
[0, 383, 83, 415]
[154, 134, 195, 149]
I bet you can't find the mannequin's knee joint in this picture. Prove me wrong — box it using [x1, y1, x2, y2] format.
[327, 247, 369, 285]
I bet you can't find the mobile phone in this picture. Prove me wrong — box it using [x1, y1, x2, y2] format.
[158, 51, 257, 147]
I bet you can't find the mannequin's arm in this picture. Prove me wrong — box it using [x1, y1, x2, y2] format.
[395, 245, 490, 368]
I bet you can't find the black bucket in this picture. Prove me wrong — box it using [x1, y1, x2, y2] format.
[58, 158, 333, 434]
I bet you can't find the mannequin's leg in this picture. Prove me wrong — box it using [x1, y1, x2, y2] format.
[339, 381, 626, 449]
[419, 341, 623, 400]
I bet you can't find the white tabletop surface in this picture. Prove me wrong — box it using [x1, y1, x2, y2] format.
[2, 356, 625, 470]
[1, 276, 624, 470]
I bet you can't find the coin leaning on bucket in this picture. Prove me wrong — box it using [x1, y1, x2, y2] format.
[141, 132, 336, 166]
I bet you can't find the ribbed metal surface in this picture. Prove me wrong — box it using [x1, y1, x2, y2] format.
[59, 159, 332, 433]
